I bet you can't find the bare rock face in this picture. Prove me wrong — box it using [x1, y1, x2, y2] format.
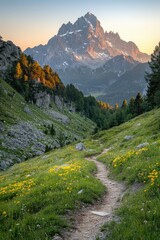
[55, 96, 64, 110]
[0, 37, 21, 70]
[0, 121, 46, 170]
[35, 91, 51, 109]
[55, 95, 75, 112]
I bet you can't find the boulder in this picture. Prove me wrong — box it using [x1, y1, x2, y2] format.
[76, 142, 85, 151]
[136, 142, 149, 149]
[124, 135, 133, 141]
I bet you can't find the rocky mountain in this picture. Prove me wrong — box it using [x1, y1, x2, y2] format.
[25, 12, 149, 70]
[24, 12, 150, 104]
[0, 37, 21, 71]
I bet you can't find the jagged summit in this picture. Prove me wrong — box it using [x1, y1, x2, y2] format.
[84, 12, 98, 28]
[57, 12, 99, 37]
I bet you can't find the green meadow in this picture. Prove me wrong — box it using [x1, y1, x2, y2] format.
[0, 108, 160, 239]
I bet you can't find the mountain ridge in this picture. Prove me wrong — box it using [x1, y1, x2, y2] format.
[25, 12, 150, 71]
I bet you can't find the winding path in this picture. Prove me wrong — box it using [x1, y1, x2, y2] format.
[66, 149, 126, 240]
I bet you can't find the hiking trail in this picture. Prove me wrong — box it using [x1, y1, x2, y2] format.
[66, 149, 126, 240]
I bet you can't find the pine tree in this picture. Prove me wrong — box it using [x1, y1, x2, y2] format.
[128, 97, 135, 115]
[134, 92, 143, 115]
[115, 103, 119, 110]
[121, 99, 128, 108]
[14, 62, 23, 79]
[50, 124, 56, 136]
[145, 42, 160, 107]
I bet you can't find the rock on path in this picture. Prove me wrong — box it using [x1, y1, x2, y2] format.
[66, 149, 126, 240]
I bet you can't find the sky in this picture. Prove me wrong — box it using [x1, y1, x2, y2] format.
[0, 0, 159, 54]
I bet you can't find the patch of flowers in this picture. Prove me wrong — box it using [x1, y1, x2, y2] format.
[112, 148, 148, 168]
[49, 161, 81, 175]
[0, 178, 35, 199]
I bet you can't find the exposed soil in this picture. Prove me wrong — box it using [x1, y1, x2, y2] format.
[65, 149, 126, 240]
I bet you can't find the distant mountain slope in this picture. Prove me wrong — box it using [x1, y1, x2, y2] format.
[98, 63, 148, 105]
[58, 55, 139, 96]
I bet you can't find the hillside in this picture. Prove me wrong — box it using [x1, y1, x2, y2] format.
[0, 107, 160, 239]
[0, 78, 95, 170]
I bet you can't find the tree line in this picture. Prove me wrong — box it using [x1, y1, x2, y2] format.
[5, 54, 64, 103]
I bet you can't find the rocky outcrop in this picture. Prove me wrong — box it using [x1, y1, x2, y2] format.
[55, 95, 75, 112]
[0, 122, 46, 170]
[35, 91, 51, 109]
[0, 37, 21, 70]
[55, 96, 64, 110]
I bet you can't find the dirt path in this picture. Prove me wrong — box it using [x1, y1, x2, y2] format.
[66, 149, 126, 240]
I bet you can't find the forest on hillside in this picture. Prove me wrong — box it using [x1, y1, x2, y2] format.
[2, 42, 160, 130]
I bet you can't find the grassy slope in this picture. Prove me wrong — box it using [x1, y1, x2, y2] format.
[91, 108, 160, 240]
[0, 145, 105, 240]
[0, 78, 95, 166]
[0, 79, 94, 136]
[0, 87, 160, 239]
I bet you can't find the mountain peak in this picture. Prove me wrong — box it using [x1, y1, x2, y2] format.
[84, 12, 98, 28]
[84, 12, 97, 19]
[58, 21, 73, 35]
